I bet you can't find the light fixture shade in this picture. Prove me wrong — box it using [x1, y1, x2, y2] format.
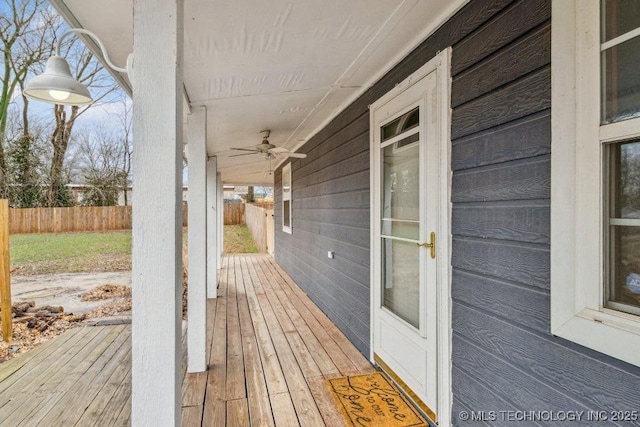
[23, 56, 93, 106]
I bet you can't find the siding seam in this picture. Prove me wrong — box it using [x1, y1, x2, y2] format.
[453, 199, 550, 208]
[452, 235, 549, 250]
[453, 64, 551, 111]
[452, 153, 550, 176]
[452, 299, 550, 338]
[453, 267, 549, 295]
[451, 19, 551, 107]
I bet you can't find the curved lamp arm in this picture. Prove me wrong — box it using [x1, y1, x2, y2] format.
[57, 28, 131, 76]
[24, 28, 133, 105]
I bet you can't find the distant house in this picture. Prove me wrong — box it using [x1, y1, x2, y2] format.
[71, 185, 187, 206]
[67, 184, 133, 206]
[223, 185, 247, 201]
[44, 0, 640, 425]
[223, 185, 273, 202]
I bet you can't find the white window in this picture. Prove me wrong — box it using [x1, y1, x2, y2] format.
[282, 163, 292, 233]
[551, 0, 640, 367]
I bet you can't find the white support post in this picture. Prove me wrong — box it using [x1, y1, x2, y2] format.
[131, 0, 183, 425]
[187, 106, 207, 373]
[217, 172, 223, 267]
[206, 158, 218, 298]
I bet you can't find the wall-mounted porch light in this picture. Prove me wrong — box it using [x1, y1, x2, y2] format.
[24, 28, 132, 106]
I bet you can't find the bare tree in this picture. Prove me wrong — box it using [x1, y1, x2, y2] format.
[75, 126, 127, 206]
[46, 35, 117, 206]
[111, 96, 132, 205]
[0, 0, 55, 197]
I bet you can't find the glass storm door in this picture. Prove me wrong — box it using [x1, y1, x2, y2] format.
[371, 69, 439, 422]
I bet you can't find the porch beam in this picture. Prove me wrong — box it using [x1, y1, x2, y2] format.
[131, 0, 184, 425]
[217, 172, 223, 268]
[206, 157, 218, 297]
[187, 106, 207, 373]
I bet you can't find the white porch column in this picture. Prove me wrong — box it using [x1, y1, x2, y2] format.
[131, 0, 184, 425]
[217, 172, 223, 267]
[187, 106, 207, 373]
[206, 157, 218, 298]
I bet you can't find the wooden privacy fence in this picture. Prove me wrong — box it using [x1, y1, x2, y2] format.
[245, 203, 274, 254]
[10, 206, 133, 234]
[9, 205, 190, 234]
[224, 202, 245, 225]
[9, 202, 247, 233]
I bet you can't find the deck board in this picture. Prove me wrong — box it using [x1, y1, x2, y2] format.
[0, 326, 94, 398]
[226, 257, 246, 401]
[1, 326, 113, 424]
[0, 326, 81, 382]
[20, 326, 128, 426]
[0, 254, 374, 426]
[242, 333, 275, 427]
[0, 325, 129, 427]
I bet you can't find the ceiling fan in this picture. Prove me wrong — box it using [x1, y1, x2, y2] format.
[230, 130, 307, 159]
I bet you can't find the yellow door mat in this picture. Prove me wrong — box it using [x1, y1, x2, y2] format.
[326, 372, 428, 427]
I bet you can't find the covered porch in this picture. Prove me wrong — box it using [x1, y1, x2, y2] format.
[0, 254, 375, 426]
[25, 0, 466, 424]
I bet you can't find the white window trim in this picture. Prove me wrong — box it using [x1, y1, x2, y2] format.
[282, 163, 292, 234]
[551, 0, 640, 367]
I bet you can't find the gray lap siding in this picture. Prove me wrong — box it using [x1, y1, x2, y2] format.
[274, 0, 640, 423]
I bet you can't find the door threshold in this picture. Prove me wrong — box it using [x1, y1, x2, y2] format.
[374, 353, 437, 425]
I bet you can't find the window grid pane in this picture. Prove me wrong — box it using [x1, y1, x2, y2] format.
[601, 0, 640, 43]
[381, 107, 419, 142]
[607, 141, 640, 313]
[601, 0, 640, 124]
[601, 36, 640, 123]
[602, 2, 640, 316]
[282, 164, 291, 232]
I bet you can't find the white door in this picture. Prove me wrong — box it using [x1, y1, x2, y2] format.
[370, 50, 450, 424]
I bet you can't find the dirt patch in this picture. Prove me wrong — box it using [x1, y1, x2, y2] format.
[12, 272, 131, 315]
[1, 273, 133, 363]
[2, 246, 189, 363]
[86, 298, 131, 319]
[12, 254, 131, 276]
[81, 284, 131, 301]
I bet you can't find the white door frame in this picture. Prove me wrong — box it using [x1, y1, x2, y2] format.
[369, 48, 452, 426]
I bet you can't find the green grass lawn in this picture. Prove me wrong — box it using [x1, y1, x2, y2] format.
[10, 231, 132, 275]
[223, 225, 259, 254]
[10, 225, 258, 275]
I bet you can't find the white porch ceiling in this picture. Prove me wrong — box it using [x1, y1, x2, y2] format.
[53, 0, 466, 185]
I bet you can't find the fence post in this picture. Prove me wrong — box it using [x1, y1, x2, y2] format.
[0, 200, 11, 342]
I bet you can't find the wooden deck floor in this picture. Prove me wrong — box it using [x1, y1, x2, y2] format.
[182, 254, 376, 426]
[0, 254, 375, 426]
[0, 324, 132, 426]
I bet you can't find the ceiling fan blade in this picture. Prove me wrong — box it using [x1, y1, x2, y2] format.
[268, 147, 307, 158]
[229, 152, 258, 157]
[286, 152, 307, 158]
[269, 147, 288, 153]
[231, 148, 259, 152]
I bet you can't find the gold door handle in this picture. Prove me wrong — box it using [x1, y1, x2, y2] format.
[417, 232, 436, 259]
